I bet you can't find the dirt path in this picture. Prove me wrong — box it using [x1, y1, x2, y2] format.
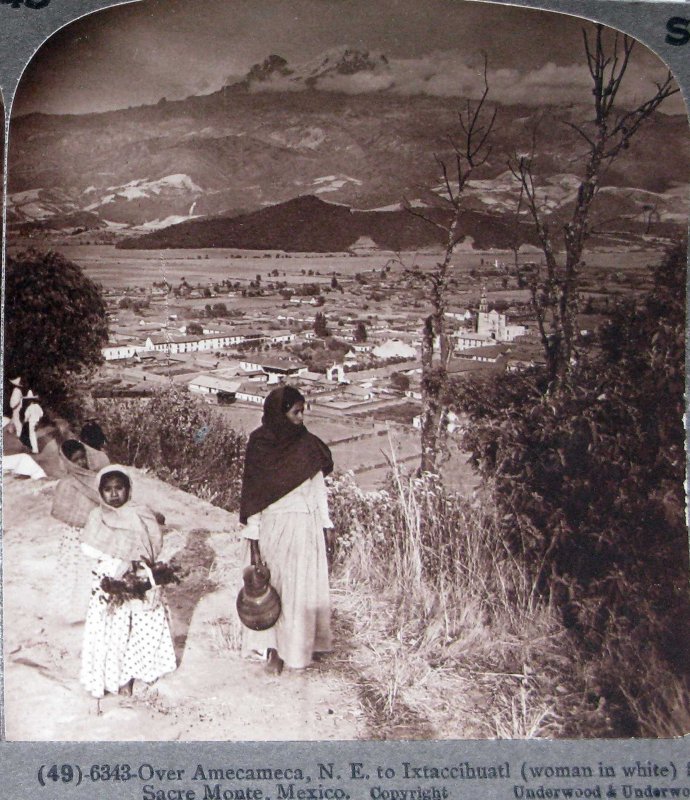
[2, 468, 364, 741]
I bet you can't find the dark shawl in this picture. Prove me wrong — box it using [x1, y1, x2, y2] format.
[239, 385, 333, 524]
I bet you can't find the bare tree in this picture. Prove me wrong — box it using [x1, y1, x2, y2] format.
[510, 24, 678, 388]
[404, 58, 497, 473]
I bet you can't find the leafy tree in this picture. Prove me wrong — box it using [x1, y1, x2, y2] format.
[390, 372, 410, 392]
[455, 242, 688, 730]
[314, 312, 329, 338]
[326, 337, 347, 353]
[5, 250, 109, 408]
[354, 321, 368, 342]
[186, 322, 204, 336]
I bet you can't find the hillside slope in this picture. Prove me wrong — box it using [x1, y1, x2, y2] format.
[3, 467, 363, 740]
[116, 194, 538, 251]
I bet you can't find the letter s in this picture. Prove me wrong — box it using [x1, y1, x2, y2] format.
[666, 17, 690, 46]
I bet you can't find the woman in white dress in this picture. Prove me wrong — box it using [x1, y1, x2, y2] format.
[239, 385, 335, 675]
[79, 465, 176, 699]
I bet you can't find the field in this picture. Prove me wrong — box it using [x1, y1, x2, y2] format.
[7, 242, 665, 292]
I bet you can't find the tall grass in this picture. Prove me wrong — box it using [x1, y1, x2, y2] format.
[328, 465, 690, 738]
[327, 469, 575, 738]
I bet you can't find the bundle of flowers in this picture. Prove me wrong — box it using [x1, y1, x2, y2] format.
[100, 559, 183, 607]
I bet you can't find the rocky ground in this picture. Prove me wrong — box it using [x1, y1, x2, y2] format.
[2, 427, 364, 741]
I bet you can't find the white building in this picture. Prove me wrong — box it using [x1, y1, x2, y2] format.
[266, 330, 297, 345]
[454, 332, 495, 351]
[372, 339, 417, 359]
[144, 330, 264, 355]
[188, 374, 242, 402]
[239, 357, 308, 384]
[476, 288, 526, 342]
[102, 342, 146, 361]
[413, 409, 460, 432]
[235, 382, 270, 405]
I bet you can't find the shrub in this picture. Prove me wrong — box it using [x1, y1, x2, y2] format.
[452, 241, 689, 735]
[95, 386, 246, 511]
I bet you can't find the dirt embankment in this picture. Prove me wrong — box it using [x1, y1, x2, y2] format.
[3, 458, 364, 741]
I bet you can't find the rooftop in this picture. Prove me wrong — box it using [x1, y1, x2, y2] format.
[189, 374, 242, 392]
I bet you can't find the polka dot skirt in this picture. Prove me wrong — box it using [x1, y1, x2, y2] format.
[80, 567, 177, 698]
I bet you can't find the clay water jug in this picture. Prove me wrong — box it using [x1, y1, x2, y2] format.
[236, 562, 281, 631]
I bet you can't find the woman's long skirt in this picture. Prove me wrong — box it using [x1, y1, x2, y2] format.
[242, 507, 331, 669]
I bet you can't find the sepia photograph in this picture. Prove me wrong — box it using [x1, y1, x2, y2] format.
[2, 0, 689, 742]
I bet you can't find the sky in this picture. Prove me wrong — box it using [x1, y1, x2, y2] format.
[13, 0, 686, 116]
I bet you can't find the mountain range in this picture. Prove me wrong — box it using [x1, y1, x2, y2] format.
[8, 47, 689, 250]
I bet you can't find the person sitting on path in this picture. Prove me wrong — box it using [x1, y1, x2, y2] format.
[8, 377, 24, 438]
[79, 419, 110, 471]
[52, 440, 104, 524]
[3, 452, 47, 480]
[51, 440, 108, 622]
[239, 385, 335, 676]
[80, 465, 177, 701]
[20, 390, 43, 454]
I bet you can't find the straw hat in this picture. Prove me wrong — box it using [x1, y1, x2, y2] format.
[9, 377, 22, 387]
[24, 389, 39, 399]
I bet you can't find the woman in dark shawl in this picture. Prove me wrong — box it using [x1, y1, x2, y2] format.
[239, 384, 334, 675]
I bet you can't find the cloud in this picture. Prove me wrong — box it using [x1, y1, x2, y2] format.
[258, 49, 684, 113]
[248, 75, 304, 93]
[316, 71, 395, 94]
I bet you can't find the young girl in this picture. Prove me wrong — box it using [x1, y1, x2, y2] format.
[79, 465, 177, 699]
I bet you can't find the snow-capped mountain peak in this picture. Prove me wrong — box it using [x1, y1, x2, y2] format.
[240, 47, 390, 90]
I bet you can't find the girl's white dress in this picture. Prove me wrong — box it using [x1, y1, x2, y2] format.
[79, 544, 177, 698]
[242, 471, 333, 669]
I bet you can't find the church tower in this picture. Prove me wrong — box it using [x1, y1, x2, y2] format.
[479, 286, 489, 315]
